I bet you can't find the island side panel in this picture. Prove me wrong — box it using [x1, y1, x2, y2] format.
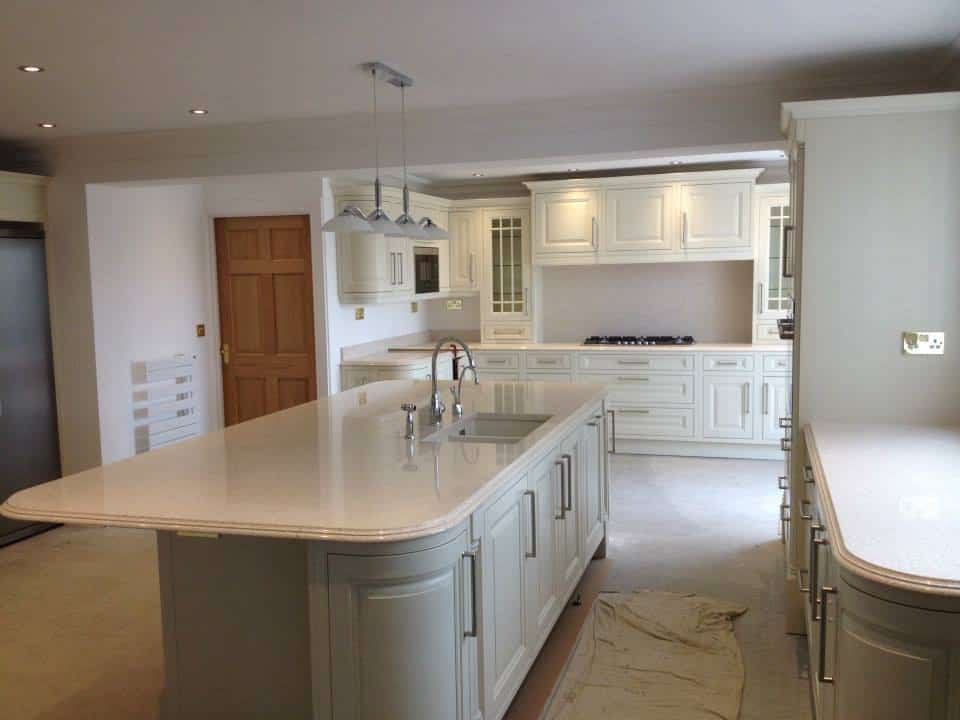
[157, 531, 313, 719]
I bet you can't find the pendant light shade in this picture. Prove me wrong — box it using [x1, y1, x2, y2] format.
[367, 205, 406, 236]
[418, 216, 449, 240]
[320, 205, 374, 234]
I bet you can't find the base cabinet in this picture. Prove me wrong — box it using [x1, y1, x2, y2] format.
[328, 532, 473, 720]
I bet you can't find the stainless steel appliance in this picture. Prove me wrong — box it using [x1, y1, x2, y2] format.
[583, 335, 695, 346]
[414, 245, 439, 294]
[0, 222, 61, 545]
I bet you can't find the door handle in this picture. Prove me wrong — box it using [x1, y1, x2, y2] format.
[591, 216, 597, 248]
[817, 585, 837, 684]
[681, 210, 689, 248]
[523, 490, 537, 558]
[607, 409, 616, 454]
[462, 549, 478, 638]
[561, 454, 573, 512]
[782, 225, 794, 279]
[220, 343, 230, 366]
[762, 383, 770, 415]
[743, 383, 751, 415]
[555, 460, 566, 520]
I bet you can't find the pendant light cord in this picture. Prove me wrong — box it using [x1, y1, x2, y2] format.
[400, 84, 407, 190]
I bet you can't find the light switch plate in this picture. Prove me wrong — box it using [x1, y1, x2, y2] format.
[410, 301, 418, 313]
[903, 331, 944, 355]
[355, 307, 365, 320]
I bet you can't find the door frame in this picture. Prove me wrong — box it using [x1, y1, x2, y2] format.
[204, 205, 329, 431]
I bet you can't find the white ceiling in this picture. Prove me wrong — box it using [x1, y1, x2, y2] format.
[2, 0, 958, 140]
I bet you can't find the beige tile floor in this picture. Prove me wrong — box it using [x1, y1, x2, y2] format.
[0, 454, 811, 719]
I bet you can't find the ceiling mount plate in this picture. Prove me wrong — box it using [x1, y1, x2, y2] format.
[361, 61, 414, 88]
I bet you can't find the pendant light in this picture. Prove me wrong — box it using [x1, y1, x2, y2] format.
[320, 65, 403, 236]
[393, 81, 427, 239]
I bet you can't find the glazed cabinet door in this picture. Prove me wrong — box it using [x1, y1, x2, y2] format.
[679, 182, 751, 250]
[601, 184, 676, 254]
[524, 454, 561, 646]
[449, 209, 481, 291]
[755, 194, 793, 318]
[482, 209, 531, 321]
[480, 476, 531, 720]
[328, 530, 474, 720]
[702, 375, 755, 440]
[581, 413, 605, 556]
[532, 190, 599, 257]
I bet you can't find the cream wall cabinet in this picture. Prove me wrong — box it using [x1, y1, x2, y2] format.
[532, 190, 599, 258]
[449, 209, 481, 292]
[481, 207, 534, 342]
[752, 185, 793, 343]
[0, 172, 47, 222]
[679, 181, 752, 250]
[526, 170, 761, 266]
[602, 184, 676, 255]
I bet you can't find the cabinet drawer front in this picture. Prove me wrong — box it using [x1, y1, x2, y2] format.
[525, 371, 573, 382]
[762, 353, 792, 373]
[703, 353, 755, 372]
[482, 324, 532, 343]
[755, 320, 784, 343]
[613, 406, 695, 439]
[577, 353, 694, 372]
[475, 351, 521, 370]
[480, 371, 523, 382]
[525, 352, 572, 370]
[582, 372, 695, 406]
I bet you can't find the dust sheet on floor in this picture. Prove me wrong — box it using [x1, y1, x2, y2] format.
[545, 590, 747, 720]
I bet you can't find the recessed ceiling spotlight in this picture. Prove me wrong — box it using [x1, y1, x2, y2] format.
[189, 108, 208, 116]
[472, 172, 485, 178]
[670, 160, 683, 166]
[568, 168, 579, 172]
[18, 65, 45, 73]
[37, 122, 56, 129]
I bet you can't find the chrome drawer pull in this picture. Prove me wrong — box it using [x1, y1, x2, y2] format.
[561, 454, 573, 512]
[617, 360, 650, 366]
[523, 490, 537, 559]
[618, 409, 650, 415]
[779, 417, 792, 429]
[817, 585, 837, 684]
[781, 438, 792, 452]
[800, 500, 813, 520]
[778, 475, 788, 490]
[463, 550, 479, 638]
[607, 409, 616, 454]
[555, 460, 566, 519]
[804, 465, 816, 484]
[616, 376, 650, 382]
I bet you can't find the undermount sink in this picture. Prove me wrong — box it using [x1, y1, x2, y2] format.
[424, 413, 552, 444]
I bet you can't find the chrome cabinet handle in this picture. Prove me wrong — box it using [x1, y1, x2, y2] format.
[469, 253, 475, 284]
[463, 549, 478, 638]
[536, 358, 559, 365]
[681, 210, 689, 248]
[779, 417, 792, 429]
[619, 409, 650, 415]
[617, 360, 650, 366]
[616, 376, 650, 382]
[757, 282, 765, 313]
[743, 383, 751, 415]
[782, 225, 795, 279]
[486, 358, 508, 365]
[780, 502, 791, 522]
[817, 584, 837, 684]
[607, 409, 616, 454]
[523, 490, 537, 558]
[804, 465, 816, 484]
[555, 460, 566, 520]
[800, 500, 813, 520]
[812, 531, 829, 620]
[798, 567, 810, 594]
[561, 454, 573, 512]
[389, 252, 396, 285]
[762, 383, 770, 415]
[778, 475, 788, 490]
[808, 524, 823, 615]
[715, 360, 739, 367]
[523, 287, 529, 312]
[591, 216, 598, 248]
[781, 438, 792, 452]
[399, 250, 403, 285]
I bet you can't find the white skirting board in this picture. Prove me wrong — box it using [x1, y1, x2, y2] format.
[132, 354, 198, 454]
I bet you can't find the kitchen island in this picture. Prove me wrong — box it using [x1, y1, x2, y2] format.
[2, 379, 609, 720]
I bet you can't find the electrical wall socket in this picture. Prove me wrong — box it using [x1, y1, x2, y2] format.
[903, 331, 944, 355]
[446, 299, 463, 311]
[354, 307, 365, 320]
[410, 302, 418, 313]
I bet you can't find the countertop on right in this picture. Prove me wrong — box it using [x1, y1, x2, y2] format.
[389, 341, 793, 353]
[805, 422, 960, 597]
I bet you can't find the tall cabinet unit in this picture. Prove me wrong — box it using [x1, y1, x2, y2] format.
[752, 184, 793, 343]
[449, 209, 481, 292]
[480, 203, 535, 343]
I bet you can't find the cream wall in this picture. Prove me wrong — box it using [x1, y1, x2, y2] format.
[87, 183, 211, 464]
[539, 262, 753, 343]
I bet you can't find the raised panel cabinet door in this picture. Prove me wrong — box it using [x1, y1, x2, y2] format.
[581, 416, 604, 556]
[556, 434, 584, 600]
[680, 182, 751, 250]
[215, 215, 318, 426]
[602, 185, 676, 253]
[483, 209, 531, 321]
[533, 190, 599, 255]
[524, 455, 561, 646]
[702, 375, 755, 440]
[328, 531, 472, 720]
[761, 376, 791, 441]
[449, 210, 481, 290]
[480, 477, 531, 719]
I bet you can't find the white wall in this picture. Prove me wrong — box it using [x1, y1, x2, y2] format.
[539, 262, 753, 342]
[87, 183, 210, 464]
[799, 106, 960, 425]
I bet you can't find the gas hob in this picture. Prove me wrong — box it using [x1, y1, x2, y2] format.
[582, 335, 695, 346]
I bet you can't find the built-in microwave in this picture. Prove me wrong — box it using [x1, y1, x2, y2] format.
[414, 245, 440, 294]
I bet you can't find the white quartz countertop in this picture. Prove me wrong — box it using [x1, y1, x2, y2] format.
[2, 380, 606, 543]
[390, 342, 792, 352]
[806, 422, 960, 597]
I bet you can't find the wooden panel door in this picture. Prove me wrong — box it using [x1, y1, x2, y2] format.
[215, 215, 317, 425]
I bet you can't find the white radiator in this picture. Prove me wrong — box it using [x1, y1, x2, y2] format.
[132, 354, 198, 454]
